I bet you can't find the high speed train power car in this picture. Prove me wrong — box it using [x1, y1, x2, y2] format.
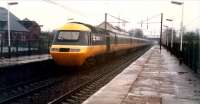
[50, 22, 149, 66]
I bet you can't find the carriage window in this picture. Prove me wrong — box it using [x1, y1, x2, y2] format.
[93, 35, 102, 41]
[58, 31, 79, 41]
[91, 33, 105, 45]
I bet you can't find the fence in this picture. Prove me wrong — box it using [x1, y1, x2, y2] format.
[164, 32, 200, 73]
[0, 34, 53, 58]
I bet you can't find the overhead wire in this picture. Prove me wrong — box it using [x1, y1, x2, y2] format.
[42, 0, 90, 21]
[138, 13, 161, 24]
[107, 13, 129, 23]
[43, 0, 106, 26]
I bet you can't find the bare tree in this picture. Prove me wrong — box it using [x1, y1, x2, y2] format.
[129, 28, 144, 38]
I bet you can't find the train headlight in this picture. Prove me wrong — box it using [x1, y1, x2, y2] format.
[50, 48, 59, 52]
[70, 48, 80, 52]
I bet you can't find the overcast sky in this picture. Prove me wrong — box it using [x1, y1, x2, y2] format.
[0, 0, 200, 36]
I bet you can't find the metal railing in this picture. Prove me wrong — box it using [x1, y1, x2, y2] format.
[164, 32, 200, 73]
[0, 36, 52, 58]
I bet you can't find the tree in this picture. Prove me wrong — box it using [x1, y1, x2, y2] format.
[163, 28, 176, 45]
[129, 29, 143, 38]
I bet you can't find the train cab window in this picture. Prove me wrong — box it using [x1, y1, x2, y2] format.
[53, 31, 88, 45]
[58, 31, 79, 41]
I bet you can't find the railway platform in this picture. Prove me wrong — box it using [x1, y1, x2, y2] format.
[83, 45, 200, 104]
[0, 54, 52, 68]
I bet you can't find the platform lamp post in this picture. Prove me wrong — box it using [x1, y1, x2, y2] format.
[166, 19, 173, 48]
[7, 2, 18, 58]
[171, 1, 184, 51]
[163, 25, 169, 46]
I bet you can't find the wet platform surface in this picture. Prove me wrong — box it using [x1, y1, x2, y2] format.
[0, 54, 52, 68]
[83, 45, 200, 104]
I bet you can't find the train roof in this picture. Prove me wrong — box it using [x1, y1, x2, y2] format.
[58, 22, 150, 42]
[70, 22, 107, 33]
[58, 22, 91, 32]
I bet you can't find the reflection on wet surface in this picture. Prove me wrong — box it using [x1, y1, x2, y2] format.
[123, 47, 200, 104]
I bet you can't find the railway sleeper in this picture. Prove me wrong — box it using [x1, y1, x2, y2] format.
[88, 84, 96, 88]
[74, 93, 83, 97]
[73, 96, 88, 101]
[62, 102, 70, 104]
[82, 88, 90, 92]
[65, 99, 78, 103]
[79, 90, 86, 94]
[86, 85, 95, 89]
[70, 95, 80, 100]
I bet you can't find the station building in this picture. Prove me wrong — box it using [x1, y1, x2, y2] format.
[0, 7, 41, 47]
[98, 21, 129, 35]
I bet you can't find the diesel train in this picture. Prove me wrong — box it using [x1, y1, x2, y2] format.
[50, 22, 150, 66]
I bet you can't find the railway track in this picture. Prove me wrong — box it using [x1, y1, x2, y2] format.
[1, 46, 150, 104]
[0, 60, 68, 104]
[0, 75, 65, 104]
[48, 47, 150, 104]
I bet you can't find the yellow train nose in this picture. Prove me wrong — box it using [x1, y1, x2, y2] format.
[50, 52, 86, 66]
[50, 45, 89, 66]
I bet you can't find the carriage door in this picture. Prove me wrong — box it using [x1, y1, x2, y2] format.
[106, 32, 110, 52]
[88, 32, 92, 45]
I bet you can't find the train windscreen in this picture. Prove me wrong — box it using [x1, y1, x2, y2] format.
[58, 31, 79, 41]
[53, 31, 88, 45]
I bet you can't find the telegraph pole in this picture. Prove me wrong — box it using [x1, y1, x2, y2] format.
[160, 13, 163, 52]
[105, 13, 110, 51]
[105, 13, 107, 30]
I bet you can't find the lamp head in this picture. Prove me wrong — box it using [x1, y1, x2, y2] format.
[171, 1, 183, 5]
[8, 2, 18, 5]
[166, 19, 173, 21]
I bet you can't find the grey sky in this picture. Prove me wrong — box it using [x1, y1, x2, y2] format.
[0, 0, 200, 36]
